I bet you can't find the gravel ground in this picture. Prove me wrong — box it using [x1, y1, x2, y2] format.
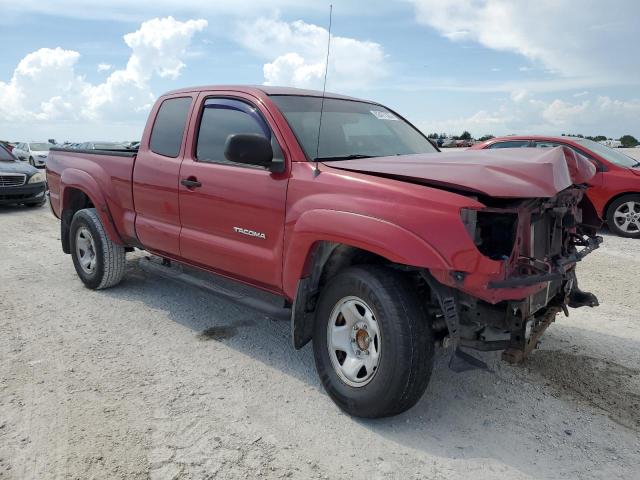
[1, 202, 639, 480]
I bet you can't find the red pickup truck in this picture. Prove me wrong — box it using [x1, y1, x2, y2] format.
[47, 85, 601, 418]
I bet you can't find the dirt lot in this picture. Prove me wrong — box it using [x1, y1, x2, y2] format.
[1, 202, 639, 480]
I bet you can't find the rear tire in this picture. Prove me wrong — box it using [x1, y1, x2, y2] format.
[69, 208, 126, 289]
[312, 265, 433, 418]
[606, 194, 640, 238]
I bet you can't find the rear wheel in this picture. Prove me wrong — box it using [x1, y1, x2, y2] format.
[313, 265, 433, 418]
[607, 194, 640, 238]
[69, 208, 126, 289]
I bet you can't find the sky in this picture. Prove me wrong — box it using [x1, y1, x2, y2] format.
[0, 0, 639, 142]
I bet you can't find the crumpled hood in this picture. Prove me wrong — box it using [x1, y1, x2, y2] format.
[325, 146, 596, 198]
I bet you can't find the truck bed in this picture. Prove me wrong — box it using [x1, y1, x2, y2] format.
[47, 147, 138, 245]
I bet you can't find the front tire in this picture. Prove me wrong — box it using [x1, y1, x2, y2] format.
[69, 208, 126, 289]
[28, 157, 35, 167]
[607, 194, 640, 238]
[313, 265, 433, 418]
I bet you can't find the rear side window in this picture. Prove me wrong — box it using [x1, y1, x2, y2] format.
[150, 97, 192, 157]
[195, 98, 283, 166]
[488, 141, 530, 149]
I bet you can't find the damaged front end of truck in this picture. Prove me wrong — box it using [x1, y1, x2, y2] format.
[425, 185, 602, 368]
[328, 146, 603, 367]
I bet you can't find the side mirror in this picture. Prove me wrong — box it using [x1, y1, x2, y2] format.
[224, 134, 284, 173]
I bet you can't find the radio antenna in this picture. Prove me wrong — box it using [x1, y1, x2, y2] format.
[314, 4, 333, 176]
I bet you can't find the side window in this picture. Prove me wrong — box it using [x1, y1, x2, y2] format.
[195, 98, 283, 167]
[534, 141, 562, 148]
[488, 141, 530, 149]
[150, 97, 192, 158]
[533, 141, 598, 163]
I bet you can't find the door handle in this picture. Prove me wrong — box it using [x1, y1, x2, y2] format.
[181, 177, 202, 189]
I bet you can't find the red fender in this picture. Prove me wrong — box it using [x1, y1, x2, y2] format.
[60, 168, 124, 245]
[282, 209, 450, 299]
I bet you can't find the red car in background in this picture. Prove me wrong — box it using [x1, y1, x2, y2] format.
[470, 136, 640, 238]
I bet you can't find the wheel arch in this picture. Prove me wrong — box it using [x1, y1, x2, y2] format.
[60, 170, 123, 253]
[603, 191, 640, 220]
[285, 210, 451, 349]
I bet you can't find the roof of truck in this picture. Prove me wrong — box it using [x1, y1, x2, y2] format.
[163, 85, 370, 103]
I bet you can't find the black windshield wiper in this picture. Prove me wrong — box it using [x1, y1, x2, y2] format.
[314, 154, 374, 161]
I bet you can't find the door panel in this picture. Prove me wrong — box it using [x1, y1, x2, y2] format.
[178, 94, 289, 291]
[133, 95, 195, 256]
[133, 150, 183, 255]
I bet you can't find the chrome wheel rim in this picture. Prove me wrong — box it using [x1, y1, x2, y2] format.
[75, 227, 97, 274]
[613, 201, 640, 233]
[327, 296, 381, 387]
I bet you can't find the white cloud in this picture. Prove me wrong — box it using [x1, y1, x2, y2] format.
[409, 0, 640, 84]
[0, 16, 206, 139]
[97, 63, 112, 72]
[542, 99, 589, 126]
[238, 18, 386, 90]
[419, 93, 640, 138]
[0, 47, 87, 122]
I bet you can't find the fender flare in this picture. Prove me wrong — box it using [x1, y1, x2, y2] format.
[60, 168, 124, 246]
[283, 209, 450, 299]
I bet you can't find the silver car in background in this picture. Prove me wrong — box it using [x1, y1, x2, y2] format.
[12, 142, 54, 168]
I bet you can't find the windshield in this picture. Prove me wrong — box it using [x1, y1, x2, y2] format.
[0, 145, 16, 162]
[575, 139, 639, 167]
[270, 95, 437, 160]
[30, 143, 52, 151]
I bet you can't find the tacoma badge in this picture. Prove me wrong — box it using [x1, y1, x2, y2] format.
[233, 227, 266, 239]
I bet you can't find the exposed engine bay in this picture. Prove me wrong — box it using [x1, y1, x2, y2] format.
[423, 186, 601, 368]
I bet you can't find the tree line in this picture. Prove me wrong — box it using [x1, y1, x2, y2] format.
[426, 132, 639, 147]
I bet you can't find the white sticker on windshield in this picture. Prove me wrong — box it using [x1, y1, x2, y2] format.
[370, 110, 398, 121]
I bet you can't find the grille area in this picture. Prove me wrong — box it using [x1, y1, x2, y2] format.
[0, 174, 26, 187]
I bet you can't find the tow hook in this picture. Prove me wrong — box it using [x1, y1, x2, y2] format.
[568, 287, 599, 308]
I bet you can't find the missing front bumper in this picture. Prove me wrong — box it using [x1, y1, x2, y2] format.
[487, 234, 602, 289]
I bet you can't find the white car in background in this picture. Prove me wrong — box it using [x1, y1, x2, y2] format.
[12, 142, 53, 168]
[599, 139, 622, 148]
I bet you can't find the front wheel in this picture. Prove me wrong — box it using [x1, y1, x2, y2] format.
[28, 157, 35, 167]
[607, 194, 640, 238]
[313, 265, 433, 418]
[69, 208, 126, 289]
